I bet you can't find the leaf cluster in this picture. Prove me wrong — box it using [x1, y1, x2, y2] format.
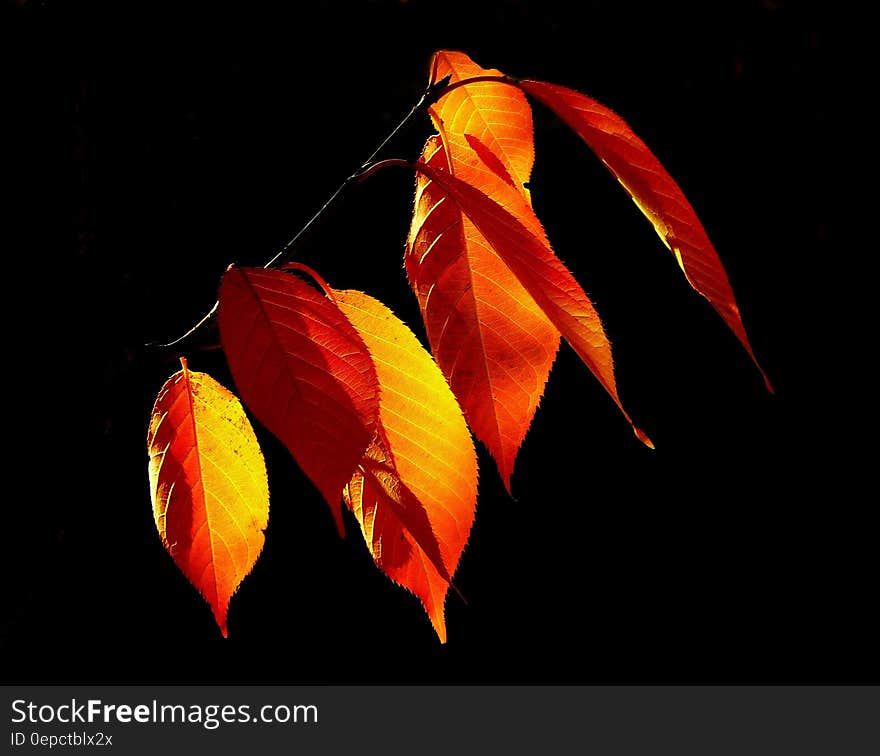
[146, 51, 769, 640]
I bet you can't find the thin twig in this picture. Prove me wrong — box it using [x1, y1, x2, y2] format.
[152, 301, 218, 351]
[262, 90, 431, 271]
[150, 74, 507, 350]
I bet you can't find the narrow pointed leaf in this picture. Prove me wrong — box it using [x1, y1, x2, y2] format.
[416, 162, 652, 448]
[407, 136, 559, 489]
[519, 79, 771, 391]
[147, 359, 269, 637]
[218, 267, 379, 534]
[335, 289, 478, 642]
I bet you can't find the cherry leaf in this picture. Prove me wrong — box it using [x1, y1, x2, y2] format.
[147, 359, 269, 637]
[218, 267, 379, 534]
[336, 289, 478, 641]
[520, 79, 772, 391]
[415, 161, 652, 448]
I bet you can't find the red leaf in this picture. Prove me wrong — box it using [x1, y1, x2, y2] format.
[147, 359, 269, 636]
[415, 161, 652, 448]
[336, 289, 478, 642]
[519, 79, 772, 391]
[217, 267, 379, 534]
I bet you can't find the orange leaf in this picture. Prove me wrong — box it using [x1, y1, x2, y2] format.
[217, 267, 379, 534]
[407, 135, 559, 489]
[428, 50, 534, 200]
[415, 161, 652, 448]
[335, 289, 477, 642]
[519, 79, 772, 391]
[412, 50, 560, 487]
[147, 359, 269, 637]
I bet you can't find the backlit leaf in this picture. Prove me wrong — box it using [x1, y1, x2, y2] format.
[147, 359, 269, 637]
[415, 161, 652, 448]
[407, 135, 560, 489]
[336, 289, 477, 642]
[519, 79, 772, 391]
[218, 267, 379, 534]
[428, 50, 534, 199]
[410, 50, 560, 487]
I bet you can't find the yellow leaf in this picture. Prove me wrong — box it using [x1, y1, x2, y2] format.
[335, 290, 477, 642]
[147, 358, 269, 636]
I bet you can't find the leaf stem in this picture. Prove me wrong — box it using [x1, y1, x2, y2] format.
[354, 158, 411, 183]
[280, 262, 337, 304]
[427, 74, 518, 103]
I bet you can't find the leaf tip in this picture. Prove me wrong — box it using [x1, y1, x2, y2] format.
[432, 615, 448, 644]
[214, 607, 230, 638]
[332, 502, 346, 539]
[634, 426, 655, 450]
[500, 474, 514, 497]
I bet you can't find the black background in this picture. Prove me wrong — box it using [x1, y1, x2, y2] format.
[6, 0, 862, 684]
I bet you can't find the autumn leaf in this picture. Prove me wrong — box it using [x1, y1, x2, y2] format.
[147, 358, 269, 637]
[428, 49, 534, 201]
[519, 79, 772, 391]
[217, 266, 379, 534]
[415, 160, 652, 448]
[336, 289, 477, 642]
[407, 50, 561, 488]
[407, 135, 560, 489]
